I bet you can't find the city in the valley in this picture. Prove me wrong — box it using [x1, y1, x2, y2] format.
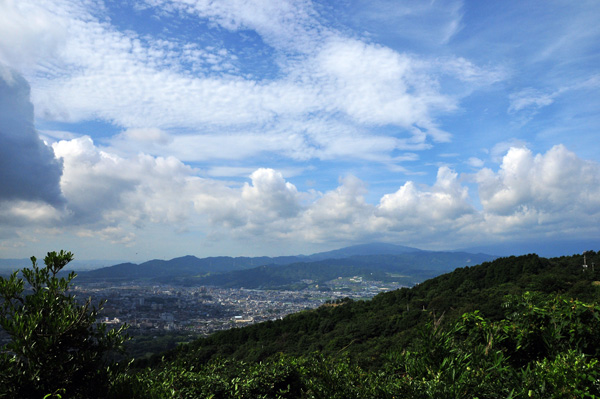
[79, 278, 405, 336]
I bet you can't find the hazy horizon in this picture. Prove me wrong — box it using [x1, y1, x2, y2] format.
[1, 241, 596, 270]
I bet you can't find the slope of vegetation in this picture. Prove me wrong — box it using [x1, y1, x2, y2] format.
[112, 293, 600, 398]
[2, 250, 599, 398]
[137, 252, 599, 368]
[109, 251, 600, 398]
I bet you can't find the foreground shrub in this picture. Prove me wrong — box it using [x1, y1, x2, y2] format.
[0, 251, 128, 399]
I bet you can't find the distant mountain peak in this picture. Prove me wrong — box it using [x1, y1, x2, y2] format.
[308, 242, 422, 260]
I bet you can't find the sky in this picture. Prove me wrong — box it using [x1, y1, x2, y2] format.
[0, 0, 599, 261]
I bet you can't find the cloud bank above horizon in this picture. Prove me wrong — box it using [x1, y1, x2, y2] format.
[0, 0, 599, 260]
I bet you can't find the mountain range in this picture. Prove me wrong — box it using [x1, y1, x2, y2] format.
[76, 243, 496, 288]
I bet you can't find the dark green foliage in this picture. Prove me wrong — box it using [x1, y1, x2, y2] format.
[110, 294, 600, 398]
[105, 251, 600, 399]
[126, 331, 199, 362]
[5, 250, 600, 398]
[0, 251, 129, 398]
[111, 353, 384, 398]
[391, 293, 600, 398]
[150, 252, 598, 370]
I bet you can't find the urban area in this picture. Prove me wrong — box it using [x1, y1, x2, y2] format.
[0, 277, 407, 353]
[80, 277, 405, 335]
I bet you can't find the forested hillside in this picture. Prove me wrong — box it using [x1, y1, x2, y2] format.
[143, 252, 598, 367]
[105, 251, 600, 398]
[3, 251, 599, 398]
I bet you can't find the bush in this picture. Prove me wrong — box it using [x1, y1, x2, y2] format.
[0, 251, 128, 398]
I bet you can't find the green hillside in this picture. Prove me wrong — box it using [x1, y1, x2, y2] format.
[145, 252, 598, 367]
[105, 251, 600, 398]
[3, 251, 599, 398]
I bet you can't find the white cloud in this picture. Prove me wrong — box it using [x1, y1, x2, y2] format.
[52, 136, 202, 243]
[191, 168, 304, 239]
[0, 0, 66, 71]
[77, 226, 136, 246]
[375, 166, 475, 234]
[0, 200, 62, 225]
[438, 56, 506, 86]
[299, 175, 373, 242]
[2, 122, 599, 254]
[305, 37, 456, 138]
[508, 88, 556, 113]
[475, 145, 600, 229]
[6, 0, 503, 167]
[109, 118, 426, 166]
[489, 139, 528, 163]
[121, 128, 173, 145]
[142, 0, 326, 54]
[467, 157, 484, 168]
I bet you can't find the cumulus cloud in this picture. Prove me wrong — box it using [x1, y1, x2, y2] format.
[374, 167, 475, 237]
[52, 136, 201, 242]
[0, 65, 63, 206]
[475, 145, 600, 235]
[489, 139, 528, 163]
[49, 137, 304, 245]
[242, 168, 302, 219]
[192, 168, 303, 237]
[3, 117, 599, 253]
[299, 175, 373, 242]
[468, 145, 600, 245]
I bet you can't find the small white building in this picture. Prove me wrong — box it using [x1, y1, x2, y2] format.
[233, 315, 254, 323]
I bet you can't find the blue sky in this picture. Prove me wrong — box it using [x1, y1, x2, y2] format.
[0, 0, 599, 261]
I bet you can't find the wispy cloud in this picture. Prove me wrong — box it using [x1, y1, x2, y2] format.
[508, 88, 556, 114]
[9, 0, 502, 165]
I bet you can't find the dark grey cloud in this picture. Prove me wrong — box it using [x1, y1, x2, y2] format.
[0, 65, 63, 205]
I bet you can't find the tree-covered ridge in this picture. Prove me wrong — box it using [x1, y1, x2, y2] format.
[112, 292, 600, 398]
[111, 251, 600, 398]
[2, 250, 599, 398]
[141, 252, 599, 369]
